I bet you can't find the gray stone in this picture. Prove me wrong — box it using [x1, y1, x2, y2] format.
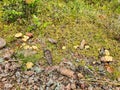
[0, 38, 6, 49]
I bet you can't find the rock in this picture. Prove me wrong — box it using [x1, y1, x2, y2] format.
[46, 79, 54, 87]
[33, 66, 44, 73]
[15, 33, 23, 38]
[77, 65, 94, 76]
[100, 56, 113, 62]
[0, 38, 6, 49]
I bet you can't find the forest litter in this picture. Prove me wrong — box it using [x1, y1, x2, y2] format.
[0, 35, 120, 90]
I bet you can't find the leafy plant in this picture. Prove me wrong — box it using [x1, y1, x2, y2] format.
[2, 0, 40, 23]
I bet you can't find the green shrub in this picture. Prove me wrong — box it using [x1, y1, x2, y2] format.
[2, 0, 40, 23]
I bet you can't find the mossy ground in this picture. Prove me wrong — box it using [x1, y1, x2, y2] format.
[0, 0, 120, 79]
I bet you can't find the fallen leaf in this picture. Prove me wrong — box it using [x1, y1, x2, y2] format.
[24, 71, 34, 76]
[15, 33, 23, 38]
[100, 56, 113, 62]
[26, 32, 33, 38]
[62, 46, 66, 50]
[57, 67, 75, 78]
[25, 0, 35, 4]
[105, 65, 114, 73]
[3, 49, 14, 60]
[22, 35, 29, 42]
[77, 73, 84, 78]
[73, 45, 79, 49]
[26, 62, 34, 69]
[104, 50, 110, 56]
[117, 76, 120, 82]
[80, 39, 86, 49]
[23, 45, 30, 49]
[84, 45, 90, 50]
[65, 83, 71, 90]
[71, 83, 76, 90]
[32, 45, 38, 50]
[0, 38, 6, 49]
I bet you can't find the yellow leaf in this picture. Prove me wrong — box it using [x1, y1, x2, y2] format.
[24, 45, 30, 49]
[26, 62, 34, 69]
[73, 45, 79, 49]
[32, 45, 38, 50]
[104, 50, 110, 56]
[62, 46, 66, 50]
[85, 45, 90, 50]
[15, 33, 23, 38]
[22, 35, 29, 42]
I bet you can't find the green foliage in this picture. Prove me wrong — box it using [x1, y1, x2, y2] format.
[2, 0, 40, 22]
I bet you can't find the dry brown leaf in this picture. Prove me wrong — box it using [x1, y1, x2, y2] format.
[105, 65, 114, 73]
[65, 83, 71, 90]
[26, 32, 33, 38]
[80, 39, 86, 49]
[24, 71, 34, 76]
[57, 67, 75, 78]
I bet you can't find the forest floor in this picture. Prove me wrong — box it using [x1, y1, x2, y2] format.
[0, 0, 120, 89]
